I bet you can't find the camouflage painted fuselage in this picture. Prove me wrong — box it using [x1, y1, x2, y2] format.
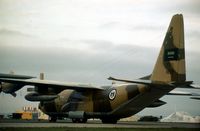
[39, 83, 173, 119]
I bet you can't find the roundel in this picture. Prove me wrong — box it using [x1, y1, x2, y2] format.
[108, 89, 117, 100]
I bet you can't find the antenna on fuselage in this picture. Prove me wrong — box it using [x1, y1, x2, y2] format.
[40, 73, 44, 80]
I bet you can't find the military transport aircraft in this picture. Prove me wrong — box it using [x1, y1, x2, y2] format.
[0, 14, 199, 123]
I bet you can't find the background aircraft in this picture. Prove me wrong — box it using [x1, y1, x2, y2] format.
[0, 14, 199, 123]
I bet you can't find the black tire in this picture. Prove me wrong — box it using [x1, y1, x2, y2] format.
[72, 118, 78, 123]
[49, 116, 57, 122]
[80, 118, 87, 123]
[0, 85, 2, 93]
[72, 118, 87, 123]
[101, 119, 118, 124]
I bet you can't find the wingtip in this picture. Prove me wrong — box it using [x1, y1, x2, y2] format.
[108, 76, 114, 80]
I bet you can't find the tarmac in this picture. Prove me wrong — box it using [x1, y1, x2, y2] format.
[0, 119, 200, 128]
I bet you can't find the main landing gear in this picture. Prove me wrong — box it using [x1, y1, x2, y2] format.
[101, 118, 118, 124]
[49, 116, 57, 122]
[72, 118, 88, 123]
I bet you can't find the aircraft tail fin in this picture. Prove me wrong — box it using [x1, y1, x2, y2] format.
[150, 14, 186, 83]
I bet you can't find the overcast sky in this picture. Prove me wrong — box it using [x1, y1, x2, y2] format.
[0, 0, 200, 117]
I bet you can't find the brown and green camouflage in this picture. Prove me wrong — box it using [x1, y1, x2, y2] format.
[0, 14, 191, 123]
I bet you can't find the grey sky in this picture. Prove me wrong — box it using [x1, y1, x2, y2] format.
[0, 0, 200, 116]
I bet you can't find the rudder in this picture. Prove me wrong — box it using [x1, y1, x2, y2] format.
[150, 14, 186, 83]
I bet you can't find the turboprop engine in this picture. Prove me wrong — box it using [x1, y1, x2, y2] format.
[0, 82, 24, 97]
[0, 73, 35, 96]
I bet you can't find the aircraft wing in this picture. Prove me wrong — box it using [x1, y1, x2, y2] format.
[0, 78, 104, 92]
[0, 73, 35, 79]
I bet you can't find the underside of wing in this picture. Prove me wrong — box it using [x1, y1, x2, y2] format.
[0, 74, 36, 96]
[0, 73, 35, 79]
[168, 90, 199, 96]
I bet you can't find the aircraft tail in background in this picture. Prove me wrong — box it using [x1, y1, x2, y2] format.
[150, 14, 186, 83]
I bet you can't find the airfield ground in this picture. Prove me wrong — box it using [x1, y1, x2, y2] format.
[0, 119, 199, 131]
[0, 127, 200, 131]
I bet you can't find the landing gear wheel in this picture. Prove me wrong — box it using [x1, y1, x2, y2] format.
[101, 119, 118, 124]
[72, 118, 87, 123]
[80, 118, 88, 123]
[49, 117, 57, 122]
[0, 84, 2, 93]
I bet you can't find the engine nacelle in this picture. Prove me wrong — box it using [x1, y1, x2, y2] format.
[25, 92, 58, 101]
[0, 82, 24, 94]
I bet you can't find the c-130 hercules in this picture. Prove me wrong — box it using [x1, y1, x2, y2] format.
[0, 14, 199, 123]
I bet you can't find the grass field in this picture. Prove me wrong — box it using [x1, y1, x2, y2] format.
[0, 127, 199, 131]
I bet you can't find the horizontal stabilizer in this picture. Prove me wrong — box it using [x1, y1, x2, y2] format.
[169, 81, 193, 86]
[190, 97, 200, 100]
[178, 84, 200, 89]
[108, 77, 193, 88]
[108, 77, 153, 85]
[108, 76, 174, 86]
[147, 100, 166, 108]
[139, 75, 151, 80]
[167, 90, 200, 96]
